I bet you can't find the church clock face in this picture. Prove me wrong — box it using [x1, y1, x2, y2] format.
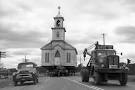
[56, 20, 61, 27]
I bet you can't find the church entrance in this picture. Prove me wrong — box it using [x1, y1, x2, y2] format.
[54, 50, 60, 65]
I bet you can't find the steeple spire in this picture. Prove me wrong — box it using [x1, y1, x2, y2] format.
[52, 6, 66, 41]
[56, 6, 62, 17]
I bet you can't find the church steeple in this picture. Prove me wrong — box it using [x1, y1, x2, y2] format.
[54, 6, 64, 28]
[52, 6, 66, 41]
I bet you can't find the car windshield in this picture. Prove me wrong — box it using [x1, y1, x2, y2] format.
[18, 63, 35, 69]
[20, 64, 34, 69]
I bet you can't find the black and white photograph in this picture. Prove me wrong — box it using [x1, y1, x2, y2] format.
[0, 0, 135, 90]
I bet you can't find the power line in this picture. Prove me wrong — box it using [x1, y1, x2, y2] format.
[102, 33, 106, 45]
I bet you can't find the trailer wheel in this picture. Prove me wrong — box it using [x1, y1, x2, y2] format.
[93, 72, 101, 85]
[14, 81, 17, 86]
[119, 73, 127, 86]
[81, 68, 89, 82]
[20, 81, 24, 85]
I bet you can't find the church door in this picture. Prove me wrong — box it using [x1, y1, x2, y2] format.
[54, 50, 60, 65]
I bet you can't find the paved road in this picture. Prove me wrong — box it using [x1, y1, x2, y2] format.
[64, 76, 135, 90]
[1, 76, 135, 90]
[0, 77, 100, 90]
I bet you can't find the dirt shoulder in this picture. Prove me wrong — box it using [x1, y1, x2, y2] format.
[128, 75, 135, 82]
[0, 78, 12, 88]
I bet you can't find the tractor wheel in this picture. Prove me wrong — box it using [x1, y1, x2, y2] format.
[93, 72, 101, 85]
[119, 73, 127, 86]
[81, 68, 89, 82]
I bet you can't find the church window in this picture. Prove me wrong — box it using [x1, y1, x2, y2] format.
[67, 53, 71, 63]
[55, 50, 60, 57]
[56, 32, 60, 37]
[45, 53, 49, 63]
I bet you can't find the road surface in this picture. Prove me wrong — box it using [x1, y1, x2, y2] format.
[1, 76, 135, 90]
[0, 77, 102, 90]
[64, 76, 135, 90]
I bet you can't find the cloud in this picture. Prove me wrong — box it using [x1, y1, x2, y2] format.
[8, 48, 40, 56]
[0, 0, 53, 49]
[74, 0, 129, 20]
[0, 24, 49, 48]
[67, 33, 99, 45]
[2, 48, 41, 68]
[1, 0, 135, 67]
[115, 26, 135, 43]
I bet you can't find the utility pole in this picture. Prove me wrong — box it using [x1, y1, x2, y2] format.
[0, 51, 1, 64]
[102, 33, 106, 45]
[0, 51, 6, 68]
[0, 52, 1, 68]
[24, 55, 26, 62]
[24, 55, 28, 63]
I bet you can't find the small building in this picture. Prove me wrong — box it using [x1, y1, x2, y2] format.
[41, 7, 77, 72]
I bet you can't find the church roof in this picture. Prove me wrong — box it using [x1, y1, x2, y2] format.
[41, 40, 78, 54]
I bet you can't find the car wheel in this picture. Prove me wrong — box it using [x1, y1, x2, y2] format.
[36, 78, 39, 83]
[33, 79, 37, 85]
[20, 81, 24, 85]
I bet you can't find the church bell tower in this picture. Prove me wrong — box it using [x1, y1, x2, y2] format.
[52, 6, 66, 41]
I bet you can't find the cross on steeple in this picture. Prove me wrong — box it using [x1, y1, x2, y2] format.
[58, 6, 61, 15]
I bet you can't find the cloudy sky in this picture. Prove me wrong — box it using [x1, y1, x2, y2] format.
[1, 0, 135, 68]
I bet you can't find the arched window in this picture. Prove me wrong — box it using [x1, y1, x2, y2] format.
[55, 50, 60, 57]
[67, 53, 71, 63]
[45, 53, 49, 63]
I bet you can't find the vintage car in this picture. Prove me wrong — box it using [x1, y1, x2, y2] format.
[13, 62, 38, 86]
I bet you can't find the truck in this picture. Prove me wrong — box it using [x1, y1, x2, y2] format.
[81, 41, 128, 86]
[13, 62, 38, 86]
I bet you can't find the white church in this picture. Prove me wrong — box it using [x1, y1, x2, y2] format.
[41, 7, 77, 69]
